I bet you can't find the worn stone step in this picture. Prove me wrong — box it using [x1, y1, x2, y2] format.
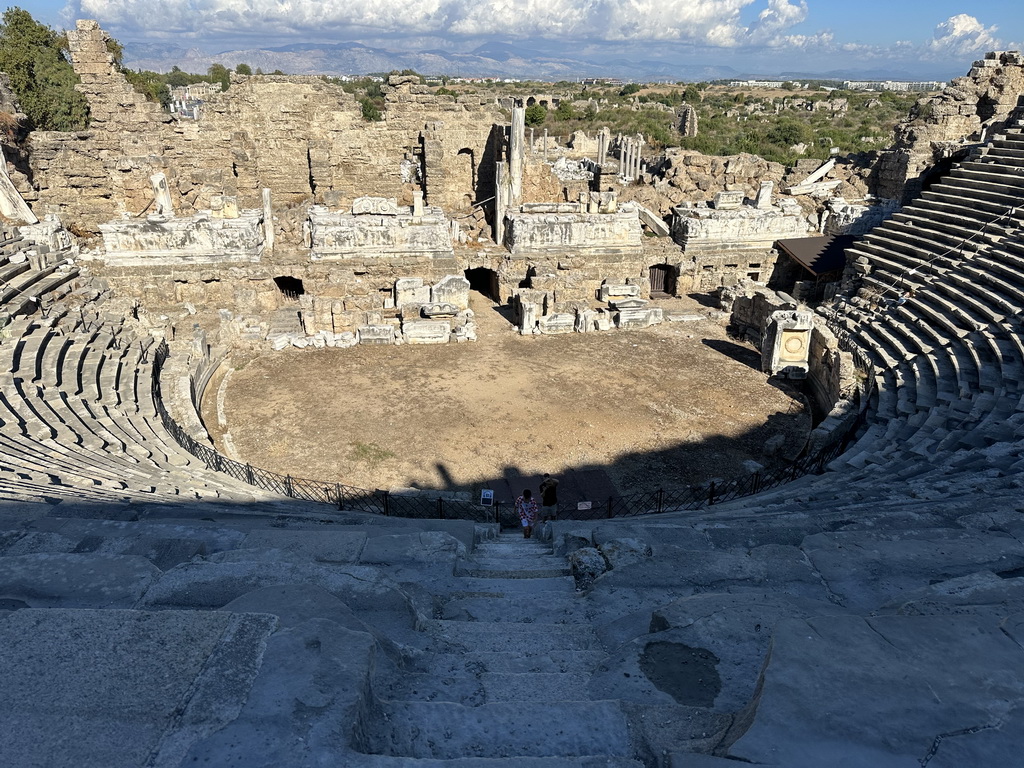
[382, 670, 592, 704]
[424, 620, 597, 654]
[361, 700, 632, 760]
[355, 753, 644, 767]
[442, 594, 587, 624]
[427, 650, 609, 676]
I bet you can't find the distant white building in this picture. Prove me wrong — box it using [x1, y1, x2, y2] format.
[842, 80, 947, 92]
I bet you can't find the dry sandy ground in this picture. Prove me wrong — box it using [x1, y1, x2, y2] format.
[207, 295, 810, 499]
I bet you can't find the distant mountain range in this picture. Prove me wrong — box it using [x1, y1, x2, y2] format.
[122, 39, 957, 83]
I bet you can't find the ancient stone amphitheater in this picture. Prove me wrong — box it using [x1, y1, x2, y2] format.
[2, 28, 1024, 767]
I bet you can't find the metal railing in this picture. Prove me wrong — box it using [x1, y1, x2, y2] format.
[151, 340, 872, 523]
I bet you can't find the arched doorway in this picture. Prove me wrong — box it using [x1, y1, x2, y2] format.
[465, 267, 500, 302]
[649, 264, 676, 298]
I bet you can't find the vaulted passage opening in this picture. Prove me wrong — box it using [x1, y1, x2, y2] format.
[273, 276, 305, 300]
[465, 267, 500, 302]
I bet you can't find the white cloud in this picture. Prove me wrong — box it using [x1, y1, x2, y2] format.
[65, 0, 812, 44]
[926, 14, 1001, 58]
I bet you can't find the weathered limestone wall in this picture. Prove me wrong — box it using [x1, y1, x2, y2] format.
[308, 201, 453, 261]
[504, 206, 642, 256]
[26, 21, 502, 238]
[876, 50, 1024, 202]
[672, 198, 810, 291]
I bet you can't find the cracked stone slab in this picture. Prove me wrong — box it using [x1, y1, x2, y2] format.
[0, 552, 161, 608]
[800, 528, 1024, 613]
[726, 614, 1024, 765]
[240, 529, 367, 563]
[183, 619, 376, 767]
[0, 608, 276, 768]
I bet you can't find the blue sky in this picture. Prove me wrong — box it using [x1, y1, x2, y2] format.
[14, 0, 1024, 77]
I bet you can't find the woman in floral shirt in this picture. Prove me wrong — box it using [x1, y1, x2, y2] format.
[515, 488, 539, 539]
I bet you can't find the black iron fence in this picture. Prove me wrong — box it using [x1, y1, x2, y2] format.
[151, 339, 871, 523]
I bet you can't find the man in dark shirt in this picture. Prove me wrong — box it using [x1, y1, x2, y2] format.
[539, 473, 559, 520]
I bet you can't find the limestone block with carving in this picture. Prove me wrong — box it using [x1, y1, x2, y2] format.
[309, 205, 454, 261]
[98, 210, 265, 266]
[423, 303, 460, 318]
[609, 297, 649, 310]
[403, 320, 451, 345]
[762, 309, 814, 378]
[712, 190, 744, 210]
[394, 278, 427, 307]
[431, 275, 470, 311]
[504, 208, 642, 255]
[599, 283, 640, 301]
[357, 325, 396, 345]
[616, 307, 663, 329]
[518, 301, 542, 335]
[538, 313, 576, 335]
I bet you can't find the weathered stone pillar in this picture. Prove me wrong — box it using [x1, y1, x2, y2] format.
[509, 106, 525, 206]
[494, 163, 507, 244]
[150, 172, 173, 217]
[633, 135, 645, 179]
[543, 128, 548, 162]
[261, 188, 274, 255]
[597, 129, 608, 165]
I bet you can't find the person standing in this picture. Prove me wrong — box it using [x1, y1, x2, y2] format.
[539, 473, 559, 520]
[515, 488, 539, 538]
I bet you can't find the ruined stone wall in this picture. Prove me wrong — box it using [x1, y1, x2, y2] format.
[621, 150, 873, 221]
[25, 21, 502, 238]
[876, 51, 1024, 202]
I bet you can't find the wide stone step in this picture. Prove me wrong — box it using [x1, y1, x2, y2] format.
[455, 558, 571, 578]
[427, 649, 609, 676]
[361, 700, 632, 760]
[442, 593, 587, 624]
[381, 670, 592, 704]
[355, 754, 643, 767]
[424, 620, 597, 654]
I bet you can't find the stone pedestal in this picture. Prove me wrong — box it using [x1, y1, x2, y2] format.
[762, 309, 815, 378]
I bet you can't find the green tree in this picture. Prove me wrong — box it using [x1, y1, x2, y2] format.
[766, 119, 813, 147]
[553, 100, 577, 121]
[166, 66, 189, 88]
[524, 103, 547, 126]
[0, 7, 89, 130]
[235, 63, 252, 76]
[619, 83, 642, 96]
[360, 96, 382, 121]
[207, 63, 230, 91]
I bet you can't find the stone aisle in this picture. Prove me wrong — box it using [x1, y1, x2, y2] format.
[362, 531, 643, 765]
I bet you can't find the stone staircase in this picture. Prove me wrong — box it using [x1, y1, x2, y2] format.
[359, 533, 643, 766]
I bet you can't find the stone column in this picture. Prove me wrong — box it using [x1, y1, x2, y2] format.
[597, 129, 607, 165]
[543, 128, 548, 162]
[494, 163, 507, 244]
[261, 188, 274, 255]
[150, 173, 174, 217]
[634, 136, 645, 179]
[509, 106, 525, 206]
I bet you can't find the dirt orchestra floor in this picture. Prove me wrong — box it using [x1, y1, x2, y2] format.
[207, 295, 811, 500]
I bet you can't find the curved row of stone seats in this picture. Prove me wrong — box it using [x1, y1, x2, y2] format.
[0, 294, 278, 507]
[827, 119, 1024, 481]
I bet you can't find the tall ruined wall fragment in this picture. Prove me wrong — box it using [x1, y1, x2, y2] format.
[876, 50, 1024, 202]
[26, 21, 502, 237]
